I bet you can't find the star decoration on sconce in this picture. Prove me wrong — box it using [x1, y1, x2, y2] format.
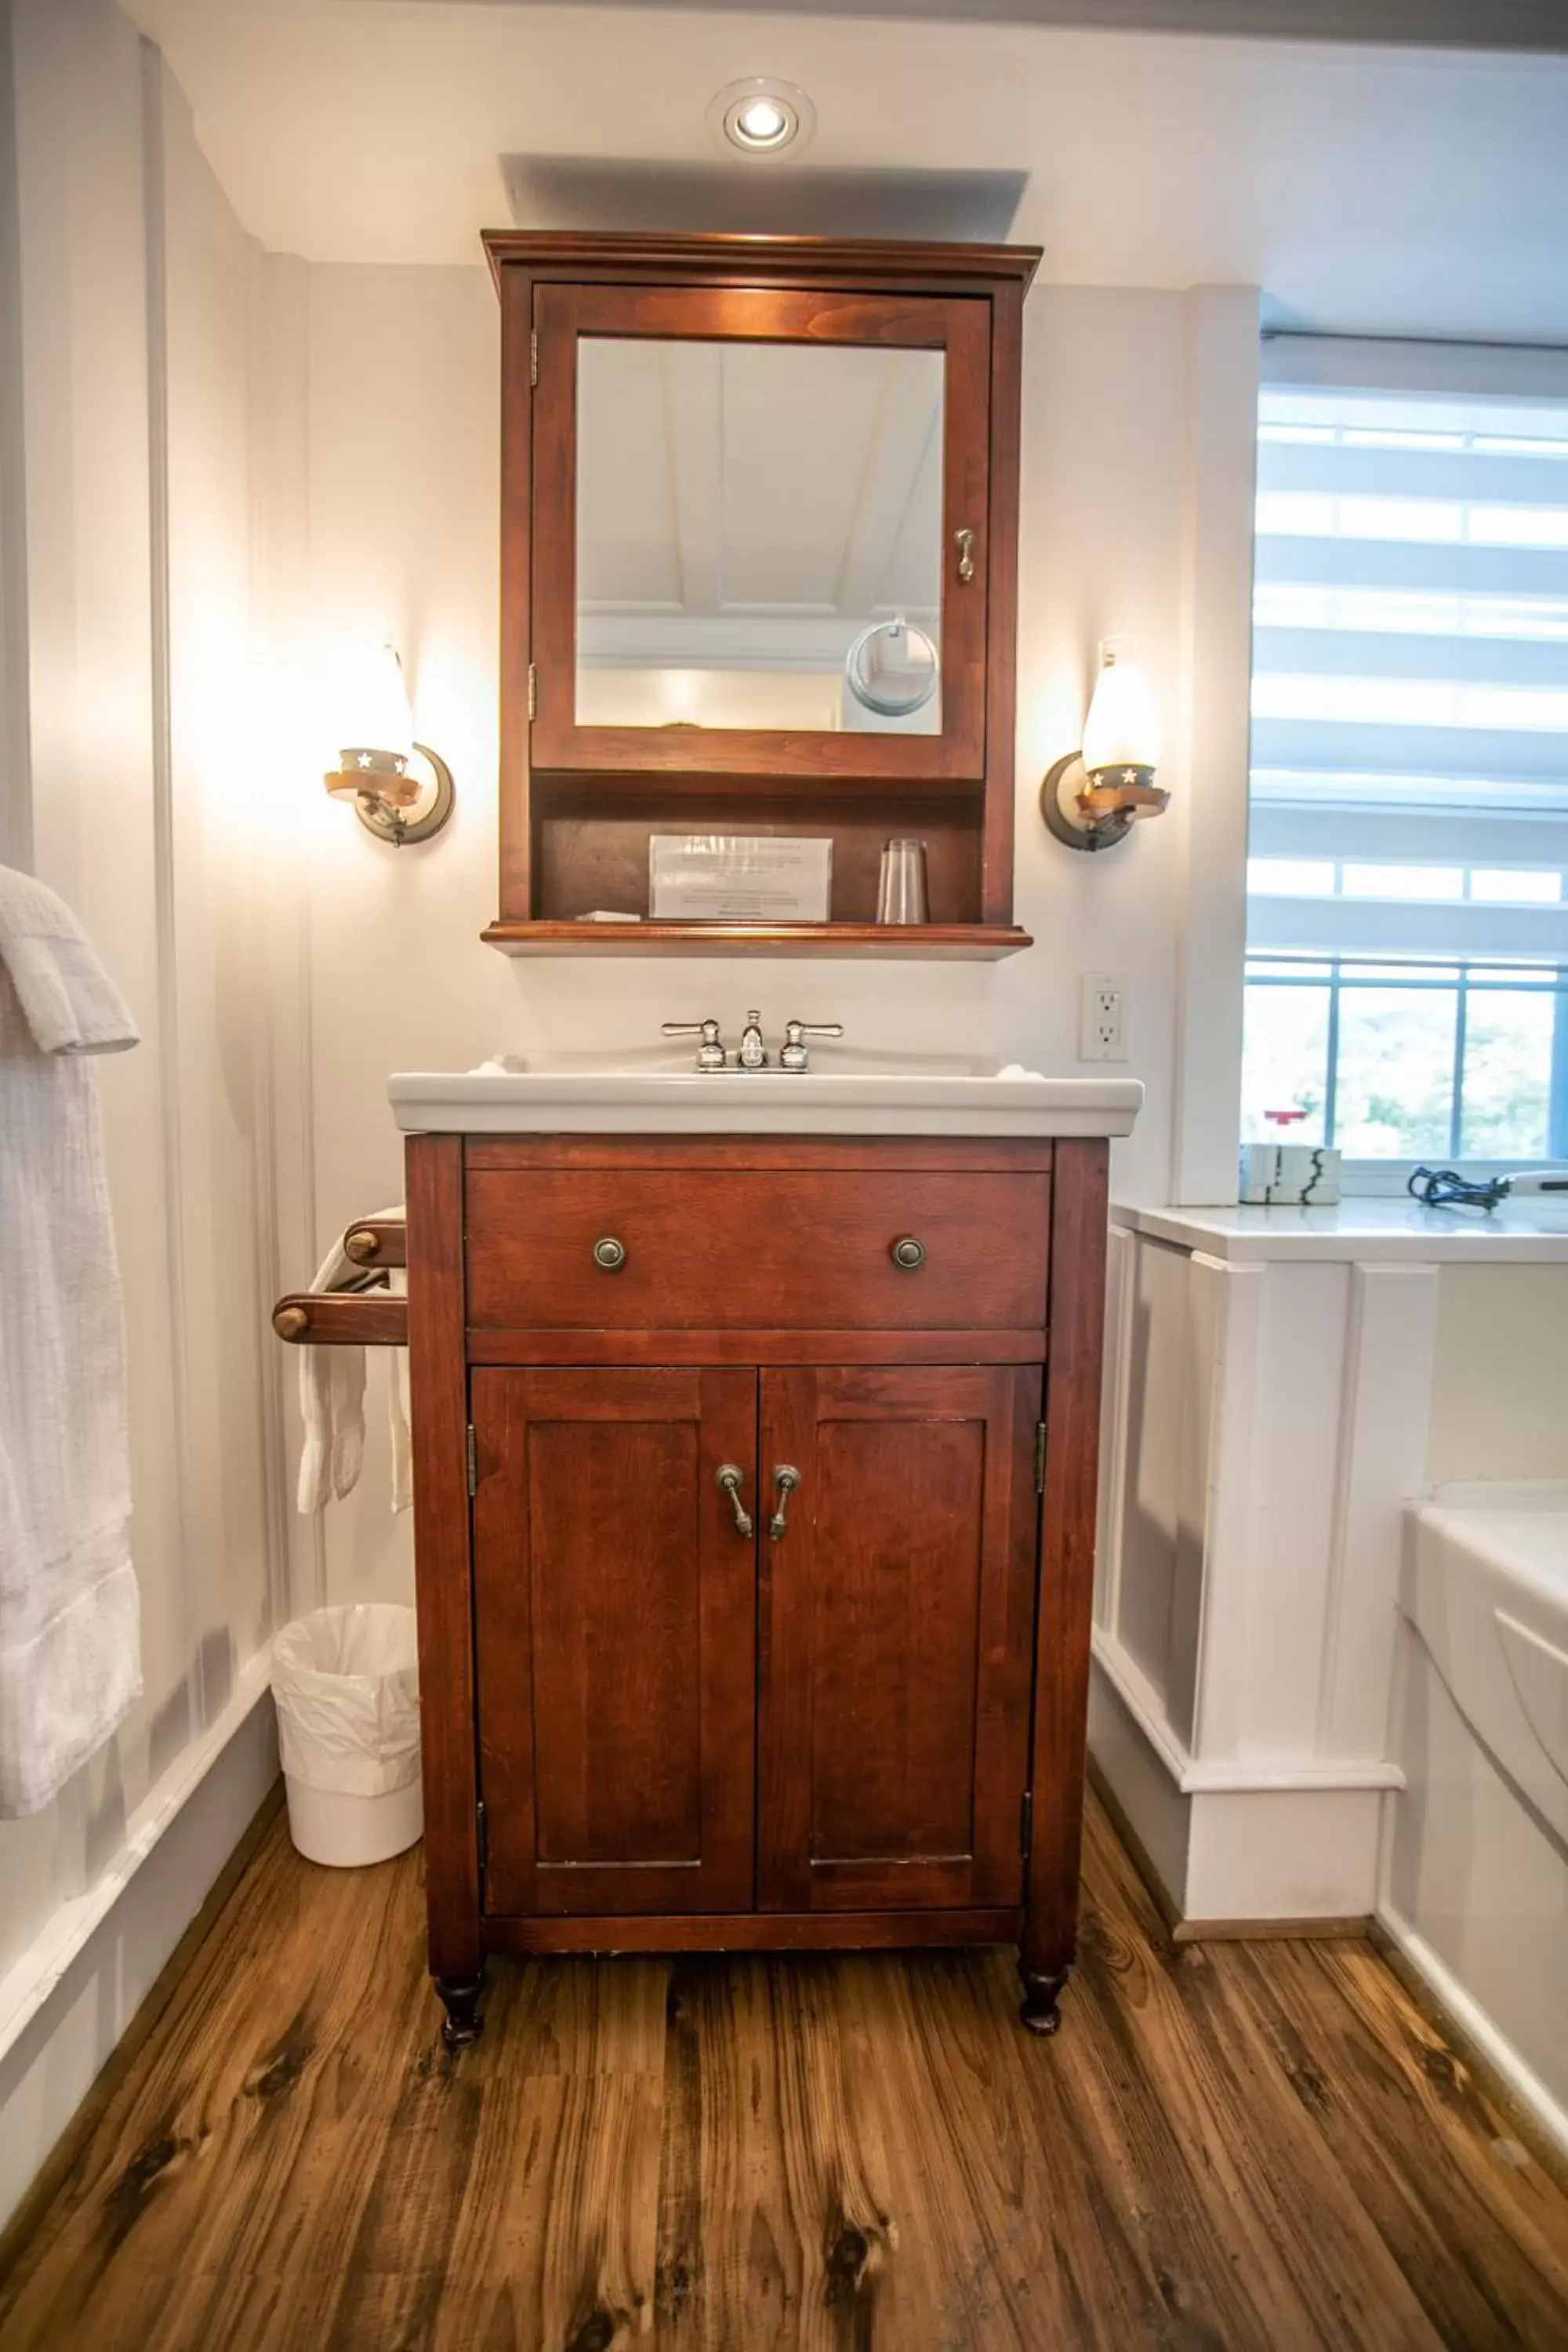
[357, 752, 373, 769]
[1122, 768, 1138, 785]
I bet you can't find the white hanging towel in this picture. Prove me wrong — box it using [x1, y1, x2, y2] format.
[296, 1210, 411, 1516]
[0, 866, 140, 1818]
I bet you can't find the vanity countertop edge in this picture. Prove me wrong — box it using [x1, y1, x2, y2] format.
[387, 1072, 1145, 1139]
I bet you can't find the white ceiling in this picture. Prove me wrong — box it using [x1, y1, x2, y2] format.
[128, 2, 1568, 343]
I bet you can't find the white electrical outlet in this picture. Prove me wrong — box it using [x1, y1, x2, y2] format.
[1079, 973, 1127, 1062]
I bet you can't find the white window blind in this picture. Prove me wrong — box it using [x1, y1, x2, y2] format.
[1246, 343, 1568, 1164]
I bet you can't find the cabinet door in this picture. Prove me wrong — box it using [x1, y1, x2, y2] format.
[472, 1367, 757, 1916]
[757, 1366, 1040, 1913]
[530, 281, 992, 786]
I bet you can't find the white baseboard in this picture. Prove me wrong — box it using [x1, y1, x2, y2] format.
[1089, 1649, 1192, 1908]
[1089, 1639, 1389, 1922]
[1377, 1900, 1568, 2171]
[0, 1650, 278, 2234]
[1185, 1783, 1383, 1923]
[1092, 1627, 1403, 1793]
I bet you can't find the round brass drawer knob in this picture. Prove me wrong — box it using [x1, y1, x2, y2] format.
[890, 1236, 926, 1270]
[593, 1236, 627, 1271]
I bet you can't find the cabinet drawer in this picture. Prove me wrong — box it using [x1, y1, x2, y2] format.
[466, 1169, 1049, 1331]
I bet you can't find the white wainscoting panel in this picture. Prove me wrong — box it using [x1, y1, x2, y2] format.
[1319, 1262, 1442, 1764]
[1184, 1249, 1266, 1760]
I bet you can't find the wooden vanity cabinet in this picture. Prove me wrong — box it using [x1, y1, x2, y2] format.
[405, 1133, 1109, 2045]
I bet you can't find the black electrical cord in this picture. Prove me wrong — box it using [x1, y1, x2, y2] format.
[1406, 1166, 1512, 1211]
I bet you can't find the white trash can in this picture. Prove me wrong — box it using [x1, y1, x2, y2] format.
[272, 1604, 423, 1867]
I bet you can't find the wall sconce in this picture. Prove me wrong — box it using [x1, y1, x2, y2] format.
[324, 641, 456, 847]
[1040, 637, 1168, 854]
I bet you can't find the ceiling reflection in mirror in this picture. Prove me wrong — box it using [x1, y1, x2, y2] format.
[575, 339, 945, 735]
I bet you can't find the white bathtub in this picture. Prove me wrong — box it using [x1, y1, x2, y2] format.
[1386, 1486, 1568, 2155]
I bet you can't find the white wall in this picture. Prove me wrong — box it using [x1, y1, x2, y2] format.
[0, 0, 303, 2231]
[1427, 1265, 1568, 1483]
[292, 264, 1257, 1601]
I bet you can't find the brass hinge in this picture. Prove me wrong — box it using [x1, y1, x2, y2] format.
[527, 662, 538, 721]
[466, 1423, 478, 1497]
[1020, 1789, 1033, 1857]
[529, 327, 539, 387]
[476, 1797, 488, 1882]
[1034, 1421, 1046, 1494]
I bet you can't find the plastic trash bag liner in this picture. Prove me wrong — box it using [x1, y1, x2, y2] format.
[272, 1603, 420, 1798]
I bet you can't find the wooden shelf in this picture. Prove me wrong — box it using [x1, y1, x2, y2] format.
[530, 768, 988, 800]
[480, 921, 1033, 960]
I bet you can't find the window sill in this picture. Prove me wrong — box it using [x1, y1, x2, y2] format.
[1338, 1158, 1568, 1198]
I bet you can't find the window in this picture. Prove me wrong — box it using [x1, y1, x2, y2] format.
[1243, 958, 1568, 1160]
[1247, 366, 1568, 1173]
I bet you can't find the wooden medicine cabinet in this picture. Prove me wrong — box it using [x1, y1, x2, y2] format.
[481, 231, 1040, 958]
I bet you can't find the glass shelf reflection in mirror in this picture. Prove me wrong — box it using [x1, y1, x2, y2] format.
[575, 339, 945, 736]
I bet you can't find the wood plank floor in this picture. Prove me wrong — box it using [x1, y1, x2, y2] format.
[2, 1793, 1566, 2352]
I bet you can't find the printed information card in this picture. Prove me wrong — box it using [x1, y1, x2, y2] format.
[649, 834, 833, 923]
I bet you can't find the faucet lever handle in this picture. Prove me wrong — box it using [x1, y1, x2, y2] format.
[779, 1018, 844, 1072]
[662, 1016, 726, 1070]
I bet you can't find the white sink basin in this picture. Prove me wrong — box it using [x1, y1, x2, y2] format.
[388, 1065, 1143, 1138]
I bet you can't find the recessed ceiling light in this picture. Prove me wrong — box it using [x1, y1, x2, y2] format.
[709, 78, 816, 160]
[735, 97, 789, 147]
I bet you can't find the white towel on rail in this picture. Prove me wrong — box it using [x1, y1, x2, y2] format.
[296, 1210, 411, 1515]
[0, 866, 140, 1818]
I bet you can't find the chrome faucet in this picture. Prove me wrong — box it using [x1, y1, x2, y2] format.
[779, 1018, 844, 1073]
[661, 1011, 844, 1072]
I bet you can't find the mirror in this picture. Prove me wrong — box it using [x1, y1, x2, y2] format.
[575, 339, 945, 735]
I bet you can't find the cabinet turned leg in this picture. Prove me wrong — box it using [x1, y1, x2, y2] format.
[1018, 1960, 1070, 2037]
[434, 1971, 486, 2049]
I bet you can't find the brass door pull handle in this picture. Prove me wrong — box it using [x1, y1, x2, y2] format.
[955, 526, 976, 584]
[717, 1464, 753, 1539]
[769, 1465, 800, 1542]
[890, 1236, 926, 1269]
[593, 1236, 627, 1270]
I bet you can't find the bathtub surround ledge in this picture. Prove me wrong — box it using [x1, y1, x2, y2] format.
[1091, 1210, 1441, 1926]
